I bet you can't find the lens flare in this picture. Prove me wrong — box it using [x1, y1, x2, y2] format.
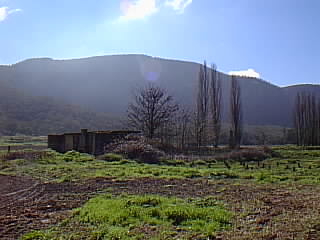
[120, 0, 131, 16]
[138, 57, 162, 82]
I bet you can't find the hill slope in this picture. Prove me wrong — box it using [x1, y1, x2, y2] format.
[1, 55, 319, 129]
[0, 80, 118, 135]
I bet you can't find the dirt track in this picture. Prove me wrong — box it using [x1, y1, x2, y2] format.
[1, 175, 320, 240]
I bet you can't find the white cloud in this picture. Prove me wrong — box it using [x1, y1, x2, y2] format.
[0, 6, 21, 22]
[119, 0, 158, 21]
[8, 8, 22, 14]
[0, 7, 9, 21]
[228, 69, 261, 78]
[165, 0, 192, 13]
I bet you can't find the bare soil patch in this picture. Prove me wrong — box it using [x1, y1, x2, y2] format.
[0, 175, 320, 239]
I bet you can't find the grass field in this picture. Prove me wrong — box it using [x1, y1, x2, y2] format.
[1, 143, 320, 239]
[2, 147, 320, 184]
[0, 136, 47, 147]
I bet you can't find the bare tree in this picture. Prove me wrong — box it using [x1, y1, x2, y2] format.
[175, 107, 192, 151]
[158, 118, 176, 149]
[294, 92, 319, 146]
[195, 61, 210, 149]
[294, 92, 304, 146]
[255, 127, 268, 145]
[127, 84, 178, 138]
[315, 98, 320, 145]
[209, 64, 222, 148]
[229, 75, 242, 149]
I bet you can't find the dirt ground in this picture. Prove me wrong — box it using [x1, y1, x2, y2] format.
[1, 175, 320, 240]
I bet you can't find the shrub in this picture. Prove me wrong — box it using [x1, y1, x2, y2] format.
[262, 146, 282, 158]
[239, 150, 269, 162]
[214, 148, 271, 162]
[107, 137, 165, 164]
[154, 142, 177, 153]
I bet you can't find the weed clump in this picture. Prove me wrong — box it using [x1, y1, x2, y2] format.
[215, 148, 275, 163]
[213, 146, 281, 163]
[21, 230, 51, 240]
[161, 158, 186, 166]
[73, 194, 231, 239]
[99, 153, 123, 162]
[61, 151, 94, 162]
[193, 159, 208, 166]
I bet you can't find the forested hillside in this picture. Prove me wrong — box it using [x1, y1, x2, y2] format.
[0, 80, 118, 135]
[0, 54, 319, 135]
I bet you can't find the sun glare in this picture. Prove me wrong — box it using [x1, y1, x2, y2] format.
[119, 0, 158, 21]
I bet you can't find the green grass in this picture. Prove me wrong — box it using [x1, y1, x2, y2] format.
[0, 136, 47, 146]
[99, 153, 124, 162]
[0, 155, 237, 182]
[8, 145, 320, 239]
[1, 146, 320, 184]
[21, 194, 231, 240]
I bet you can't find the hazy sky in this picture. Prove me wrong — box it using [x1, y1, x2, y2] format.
[0, 0, 319, 86]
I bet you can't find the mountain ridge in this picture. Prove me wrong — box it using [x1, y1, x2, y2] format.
[3, 55, 285, 88]
[0, 54, 319, 131]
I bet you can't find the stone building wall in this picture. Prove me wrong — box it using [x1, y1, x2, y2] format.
[48, 129, 139, 155]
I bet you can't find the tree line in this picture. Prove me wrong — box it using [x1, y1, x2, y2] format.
[127, 61, 243, 151]
[294, 92, 320, 146]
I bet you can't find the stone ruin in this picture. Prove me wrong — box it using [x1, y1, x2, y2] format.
[48, 129, 140, 155]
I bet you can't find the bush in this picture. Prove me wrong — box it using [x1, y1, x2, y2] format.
[215, 148, 272, 162]
[154, 142, 177, 153]
[238, 150, 269, 162]
[262, 146, 282, 158]
[107, 137, 165, 164]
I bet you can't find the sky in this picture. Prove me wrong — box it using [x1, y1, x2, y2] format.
[0, 0, 319, 86]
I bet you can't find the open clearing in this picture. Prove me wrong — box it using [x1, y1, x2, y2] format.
[1, 146, 320, 239]
[1, 175, 320, 239]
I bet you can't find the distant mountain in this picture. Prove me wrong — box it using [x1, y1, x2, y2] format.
[0, 54, 319, 133]
[0, 80, 118, 135]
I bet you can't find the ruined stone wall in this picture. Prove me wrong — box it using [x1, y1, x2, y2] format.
[48, 130, 140, 155]
[93, 131, 138, 155]
[94, 133, 114, 155]
[78, 129, 88, 153]
[48, 135, 65, 153]
[65, 135, 74, 152]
